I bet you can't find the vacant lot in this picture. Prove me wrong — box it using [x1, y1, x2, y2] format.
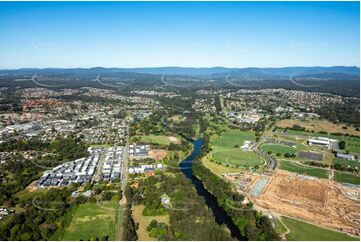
[148, 149, 168, 160]
[260, 143, 296, 155]
[60, 201, 118, 240]
[137, 135, 179, 145]
[334, 171, 360, 185]
[132, 204, 169, 241]
[278, 160, 328, 179]
[210, 130, 263, 167]
[276, 119, 359, 136]
[251, 171, 360, 236]
[281, 216, 358, 241]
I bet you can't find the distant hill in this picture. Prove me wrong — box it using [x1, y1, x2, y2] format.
[0, 66, 359, 81]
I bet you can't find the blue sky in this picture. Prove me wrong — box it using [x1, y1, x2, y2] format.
[0, 1, 359, 68]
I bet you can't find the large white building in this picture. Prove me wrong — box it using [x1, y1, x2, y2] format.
[308, 137, 333, 149]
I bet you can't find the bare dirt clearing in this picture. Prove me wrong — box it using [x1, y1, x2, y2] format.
[168, 136, 181, 144]
[250, 171, 360, 237]
[148, 149, 167, 160]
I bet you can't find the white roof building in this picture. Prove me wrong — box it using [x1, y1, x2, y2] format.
[337, 153, 356, 161]
[308, 137, 332, 149]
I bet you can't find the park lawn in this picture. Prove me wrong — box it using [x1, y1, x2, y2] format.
[137, 135, 176, 146]
[210, 130, 263, 168]
[132, 204, 169, 241]
[201, 157, 244, 176]
[334, 171, 360, 185]
[212, 129, 255, 147]
[278, 160, 328, 179]
[60, 200, 118, 241]
[281, 216, 358, 241]
[260, 143, 296, 155]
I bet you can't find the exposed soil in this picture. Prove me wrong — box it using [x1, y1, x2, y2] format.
[148, 149, 167, 160]
[168, 136, 181, 144]
[250, 170, 360, 237]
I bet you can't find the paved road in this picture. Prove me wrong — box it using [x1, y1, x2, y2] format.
[115, 125, 129, 240]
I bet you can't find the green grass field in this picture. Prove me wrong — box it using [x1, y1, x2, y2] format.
[281, 216, 358, 241]
[334, 171, 360, 185]
[333, 158, 360, 170]
[137, 135, 176, 145]
[210, 129, 263, 168]
[274, 218, 288, 235]
[278, 160, 328, 179]
[60, 199, 119, 241]
[202, 157, 244, 175]
[260, 143, 296, 155]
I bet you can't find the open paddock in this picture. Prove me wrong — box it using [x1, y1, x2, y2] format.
[276, 119, 360, 137]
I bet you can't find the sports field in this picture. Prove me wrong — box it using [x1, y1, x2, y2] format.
[281, 216, 358, 241]
[60, 200, 118, 241]
[260, 143, 296, 155]
[210, 129, 263, 168]
[277, 160, 328, 179]
[137, 135, 178, 145]
[334, 171, 360, 185]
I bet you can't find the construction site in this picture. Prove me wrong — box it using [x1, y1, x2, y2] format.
[224, 170, 360, 237]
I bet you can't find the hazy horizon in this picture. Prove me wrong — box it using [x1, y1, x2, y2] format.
[1, 65, 360, 71]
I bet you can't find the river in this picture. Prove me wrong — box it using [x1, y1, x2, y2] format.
[179, 138, 244, 240]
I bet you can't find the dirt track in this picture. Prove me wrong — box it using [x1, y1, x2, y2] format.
[250, 170, 360, 237]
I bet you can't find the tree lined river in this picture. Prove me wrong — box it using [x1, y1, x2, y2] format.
[179, 138, 244, 240]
